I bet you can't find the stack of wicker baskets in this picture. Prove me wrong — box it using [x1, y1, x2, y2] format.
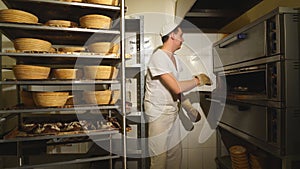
[13, 65, 51, 80]
[0, 9, 38, 24]
[83, 65, 118, 79]
[229, 145, 250, 169]
[79, 14, 112, 29]
[13, 38, 52, 52]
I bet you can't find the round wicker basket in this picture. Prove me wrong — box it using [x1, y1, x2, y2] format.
[53, 68, 78, 79]
[33, 92, 70, 107]
[86, 0, 118, 5]
[79, 14, 112, 29]
[13, 38, 52, 52]
[0, 9, 38, 24]
[83, 65, 118, 79]
[13, 64, 51, 80]
[83, 90, 112, 105]
[45, 20, 78, 27]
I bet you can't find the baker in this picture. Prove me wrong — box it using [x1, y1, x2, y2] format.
[144, 21, 212, 169]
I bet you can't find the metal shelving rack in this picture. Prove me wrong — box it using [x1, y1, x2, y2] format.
[0, 0, 128, 168]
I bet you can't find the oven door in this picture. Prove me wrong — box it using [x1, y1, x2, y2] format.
[220, 100, 268, 142]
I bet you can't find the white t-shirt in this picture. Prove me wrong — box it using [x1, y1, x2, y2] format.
[144, 49, 182, 106]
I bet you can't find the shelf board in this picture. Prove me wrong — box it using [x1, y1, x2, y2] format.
[5, 155, 120, 169]
[0, 23, 120, 45]
[0, 129, 119, 143]
[0, 105, 119, 114]
[0, 52, 120, 59]
[2, 0, 121, 22]
[1, 79, 119, 85]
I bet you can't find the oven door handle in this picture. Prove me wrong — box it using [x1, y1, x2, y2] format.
[219, 33, 247, 48]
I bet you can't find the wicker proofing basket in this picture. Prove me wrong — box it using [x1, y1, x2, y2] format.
[83, 65, 118, 79]
[13, 64, 51, 80]
[83, 90, 112, 105]
[0, 9, 38, 24]
[86, 0, 118, 5]
[79, 14, 111, 29]
[33, 92, 70, 107]
[13, 38, 52, 52]
[53, 69, 78, 79]
[45, 20, 78, 27]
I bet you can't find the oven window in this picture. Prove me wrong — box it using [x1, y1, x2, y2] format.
[226, 70, 266, 95]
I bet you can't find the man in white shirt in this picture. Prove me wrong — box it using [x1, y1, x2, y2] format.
[144, 21, 212, 169]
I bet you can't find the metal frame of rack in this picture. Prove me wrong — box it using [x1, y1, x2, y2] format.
[0, 0, 132, 168]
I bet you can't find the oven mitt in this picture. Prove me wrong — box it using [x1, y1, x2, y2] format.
[195, 73, 212, 86]
[181, 97, 201, 122]
[178, 102, 194, 131]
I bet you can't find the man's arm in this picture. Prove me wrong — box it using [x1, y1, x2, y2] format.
[159, 73, 198, 95]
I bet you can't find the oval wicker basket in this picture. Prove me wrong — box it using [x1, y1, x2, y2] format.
[0, 9, 38, 24]
[79, 14, 112, 29]
[33, 92, 70, 107]
[20, 90, 35, 107]
[86, 0, 118, 5]
[53, 69, 78, 79]
[83, 65, 118, 79]
[13, 64, 51, 80]
[45, 20, 78, 28]
[110, 90, 120, 104]
[14, 38, 52, 52]
[83, 90, 112, 105]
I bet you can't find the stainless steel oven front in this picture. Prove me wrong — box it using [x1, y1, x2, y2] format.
[211, 7, 300, 157]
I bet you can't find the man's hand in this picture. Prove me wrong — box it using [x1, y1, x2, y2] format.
[195, 74, 212, 86]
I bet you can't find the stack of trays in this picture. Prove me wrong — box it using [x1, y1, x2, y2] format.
[229, 145, 250, 169]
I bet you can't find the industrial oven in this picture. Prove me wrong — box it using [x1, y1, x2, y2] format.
[208, 7, 300, 169]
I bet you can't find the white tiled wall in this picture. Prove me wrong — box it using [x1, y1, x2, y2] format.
[178, 33, 220, 169]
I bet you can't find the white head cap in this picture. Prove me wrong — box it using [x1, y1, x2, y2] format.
[160, 21, 179, 37]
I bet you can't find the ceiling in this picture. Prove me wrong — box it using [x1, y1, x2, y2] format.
[183, 0, 262, 33]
